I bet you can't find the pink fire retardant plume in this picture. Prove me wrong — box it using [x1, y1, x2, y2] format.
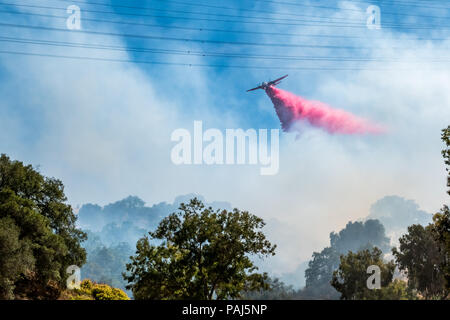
[266, 87, 385, 135]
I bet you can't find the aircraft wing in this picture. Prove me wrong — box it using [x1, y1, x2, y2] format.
[270, 74, 288, 85]
[246, 86, 263, 92]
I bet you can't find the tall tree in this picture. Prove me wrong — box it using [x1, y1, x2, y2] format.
[0, 154, 86, 299]
[391, 126, 450, 299]
[82, 240, 133, 293]
[430, 125, 450, 293]
[331, 247, 397, 300]
[124, 198, 276, 300]
[303, 247, 341, 299]
[392, 224, 446, 299]
[302, 219, 390, 299]
[331, 248, 415, 300]
[441, 125, 450, 197]
[431, 208, 450, 293]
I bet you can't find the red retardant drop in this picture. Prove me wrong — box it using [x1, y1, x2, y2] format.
[266, 87, 386, 135]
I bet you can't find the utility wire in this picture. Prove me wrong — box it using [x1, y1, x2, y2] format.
[1, 2, 449, 30]
[46, 0, 365, 23]
[48, 0, 362, 24]
[248, 0, 450, 19]
[339, 0, 450, 10]
[1, 35, 448, 62]
[159, 0, 450, 20]
[2, 22, 448, 49]
[2, 9, 449, 41]
[0, 49, 446, 71]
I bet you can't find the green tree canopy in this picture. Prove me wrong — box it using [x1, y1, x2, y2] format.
[0, 154, 86, 299]
[441, 125, 450, 197]
[240, 277, 297, 300]
[331, 247, 399, 300]
[392, 224, 447, 299]
[432, 125, 450, 292]
[124, 198, 276, 300]
[82, 239, 133, 294]
[302, 219, 390, 299]
[390, 126, 450, 300]
[431, 207, 450, 293]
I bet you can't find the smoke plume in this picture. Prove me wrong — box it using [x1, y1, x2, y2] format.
[266, 87, 385, 135]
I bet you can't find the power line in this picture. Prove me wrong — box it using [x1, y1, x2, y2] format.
[0, 49, 445, 71]
[0, 2, 368, 27]
[2, 9, 448, 41]
[162, 0, 450, 20]
[2, 1, 367, 25]
[1, 2, 450, 30]
[2, 22, 447, 50]
[47, 0, 360, 24]
[340, 0, 450, 10]
[260, 0, 450, 11]
[1, 2, 362, 27]
[46, 0, 364, 23]
[2, 35, 448, 62]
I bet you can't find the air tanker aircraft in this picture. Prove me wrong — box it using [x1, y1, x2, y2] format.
[246, 74, 288, 92]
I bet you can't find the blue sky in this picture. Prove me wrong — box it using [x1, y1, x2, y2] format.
[1, 0, 449, 274]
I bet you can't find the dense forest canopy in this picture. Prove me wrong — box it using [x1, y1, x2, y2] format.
[0, 125, 448, 300]
[124, 198, 276, 300]
[0, 154, 86, 299]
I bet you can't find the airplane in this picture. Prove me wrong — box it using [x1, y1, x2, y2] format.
[246, 74, 288, 92]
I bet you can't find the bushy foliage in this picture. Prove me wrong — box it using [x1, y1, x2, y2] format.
[71, 279, 129, 300]
[240, 277, 297, 300]
[433, 125, 450, 293]
[301, 219, 390, 299]
[392, 224, 446, 299]
[331, 247, 396, 299]
[124, 198, 276, 300]
[373, 280, 417, 300]
[0, 154, 86, 299]
[82, 241, 133, 294]
[431, 206, 450, 293]
[391, 127, 450, 299]
[0, 217, 34, 299]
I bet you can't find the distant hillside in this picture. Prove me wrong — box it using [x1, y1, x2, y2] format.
[77, 194, 232, 297]
[366, 195, 433, 245]
[277, 195, 432, 292]
[77, 194, 232, 246]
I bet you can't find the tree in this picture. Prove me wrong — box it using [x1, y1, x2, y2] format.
[392, 224, 446, 299]
[82, 240, 133, 293]
[303, 247, 341, 299]
[123, 198, 276, 300]
[390, 126, 450, 299]
[330, 219, 390, 253]
[429, 125, 450, 294]
[331, 247, 398, 300]
[302, 219, 390, 299]
[374, 280, 416, 300]
[441, 125, 450, 197]
[240, 277, 296, 300]
[431, 206, 450, 293]
[0, 154, 86, 299]
[0, 217, 34, 299]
